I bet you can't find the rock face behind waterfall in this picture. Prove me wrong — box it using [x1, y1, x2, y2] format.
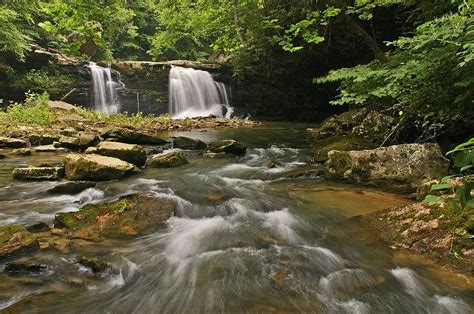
[54, 194, 176, 237]
[324, 143, 449, 193]
[64, 154, 140, 181]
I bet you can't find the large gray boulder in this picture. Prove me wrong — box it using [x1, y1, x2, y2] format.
[101, 127, 168, 145]
[64, 154, 140, 181]
[85, 141, 147, 166]
[12, 167, 65, 181]
[324, 143, 449, 192]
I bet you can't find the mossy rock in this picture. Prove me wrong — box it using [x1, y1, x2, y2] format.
[147, 151, 189, 168]
[85, 141, 147, 166]
[0, 225, 39, 260]
[208, 139, 246, 156]
[28, 134, 59, 146]
[312, 135, 377, 163]
[54, 193, 176, 237]
[58, 133, 99, 150]
[173, 136, 208, 150]
[0, 137, 28, 148]
[10, 148, 32, 156]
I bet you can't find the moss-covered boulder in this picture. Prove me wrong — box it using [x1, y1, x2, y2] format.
[307, 108, 396, 143]
[324, 143, 449, 193]
[312, 135, 377, 163]
[147, 151, 189, 168]
[173, 136, 208, 150]
[58, 133, 99, 150]
[101, 127, 168, 145]
[208, 139, 247, 156]
[0, 137, 28, 148]
[64, 153, 140, 181]
[54, 193, 176, 237]
[85, 141, 147, 166]
[47, 181, 96, 195]
[12, 167, 65, 181]
[0, 225, 39, 260]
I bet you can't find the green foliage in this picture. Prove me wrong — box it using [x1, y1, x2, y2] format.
[317, 6, 474, 142]
[0, 92, 52, 127]
[0, 7, 32, 60]
[447, 138, 474, 173]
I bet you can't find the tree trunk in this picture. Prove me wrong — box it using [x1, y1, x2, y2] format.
[343, 14, 389, 63]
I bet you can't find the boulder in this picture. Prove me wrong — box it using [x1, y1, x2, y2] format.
[5, 260, 48, 275]
[173, 137, 208, 150]
[352, 111, 395, 142]
[58, 133, 99, 150]
[48, 100, 79, 111]
[312, 135, 377, 163]
[0, 137, 28, 148]
[64, 154, 140, 181]
[54, 193, 176, 237]
[101, 127, 168, 145]
[78, 257, 111, 273]
[208, 139, 246, 156]
[324, 143, 449, 192]
[28, 134, 59, 146]
[0, 225, 39, 260]
[147, 151, 189, 168]
[85, 141, 147, 166]
[47, 181, 96, 195]
[12, 167, 65, 181]
[10, 148, 32, 156]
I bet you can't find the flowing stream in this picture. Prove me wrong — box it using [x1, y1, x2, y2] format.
[0, 123, 472, 313]
[169, 66, 232, 119]
[89, 62, 124, 114]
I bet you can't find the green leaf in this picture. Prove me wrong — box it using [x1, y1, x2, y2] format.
[430, 183, 452, 191]
[460, 165, 473, 172]
[466, 199, 474, 208]
[424, 195, 441, 203]
[447, 198, 462, 213]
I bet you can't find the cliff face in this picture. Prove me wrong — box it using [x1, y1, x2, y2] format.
[0, 48, 229, 116]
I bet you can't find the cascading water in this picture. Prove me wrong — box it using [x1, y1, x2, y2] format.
[89, 62, 124, 114]
[169, 66, 233, 119]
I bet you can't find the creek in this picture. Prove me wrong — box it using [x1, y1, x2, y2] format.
[0, 123, 472, 313]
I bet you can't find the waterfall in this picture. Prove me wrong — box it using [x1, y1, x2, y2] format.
[89, 62, 123, 114]
[169, 66, 233, 119]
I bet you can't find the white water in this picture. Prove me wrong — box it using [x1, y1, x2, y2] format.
[169, 66, 233, 119]
[89, 62, 123, 114]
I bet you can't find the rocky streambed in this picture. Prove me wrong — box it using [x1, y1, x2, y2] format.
[0, 120, 473, 312]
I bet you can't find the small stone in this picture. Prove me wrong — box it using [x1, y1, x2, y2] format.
[147, 151, 189, 168]
[208, 139, 246, 156]
[47, 181, 96, 195]
[78, 257, 111, 273]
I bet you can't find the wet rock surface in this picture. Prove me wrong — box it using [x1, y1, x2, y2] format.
[0, 137, 28, 148]
[85, 141, 147, 166]
[57, 133, 99, 150]
[208, 139, 247, 156]
[54, 193, 176, 237]
[5, 260, 48, 275]
[172, 137, 208, 150]
[64, 153, 140, 181]
[0, 226, 39, 260]
[47, 181, 96, 195]
[312, 135, 377, 163]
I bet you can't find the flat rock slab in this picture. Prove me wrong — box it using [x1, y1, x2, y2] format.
[12, 167, 65, 181]
[64, 153, 140, 181]
[85, 141, 147, 166]
[101, 128, 168, 145]
[0, 137, 28, 148]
